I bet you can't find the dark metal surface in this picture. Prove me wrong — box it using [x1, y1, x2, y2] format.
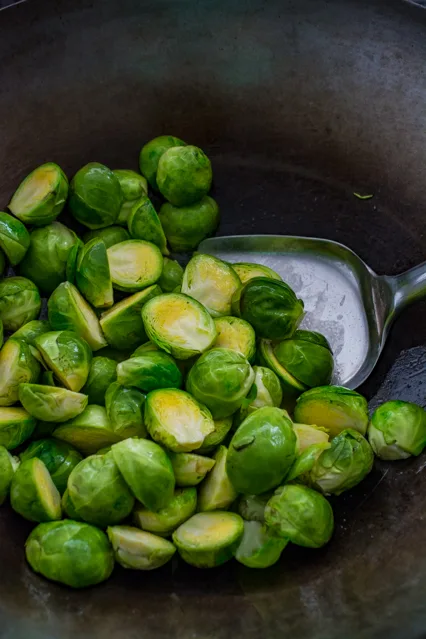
[1, 0, 426, 637]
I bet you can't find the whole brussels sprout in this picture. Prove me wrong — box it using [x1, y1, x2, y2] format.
[61, 489, 82, 521]
[105, 382, 147, 439]
[265, 484, 334, 548]
[0, 211, 30, 265]
[159, 196, 220, 253]
[19, 384, 88, 423]
[213, 316, 256, 362]
[0, 339, 40, 406]
[198, 445, 238, 512]
[142, 293, 217, 360]
[75, 238, 113, 308]
[271, 330, 334, 388]
[19, 222, 80, 294]
[233, 262, 283, 284]
[53, 405, 122, 454]
[81, 357, 117, 405]
[0, 277, 41, 331]
[237, 366, 283, 425]
[197, 416, 233, 454]
[10, 458, 62, 522]
[20, 438, 83, 495]
[226, 407, 296, 495]
[158, 258, 184, 293]
[107, 240, 163, 292]
[113, 169, 148, 225]
[232, 277, 304, 341]
[133, 487, 197, 536]
[0, 407, 36, 449]
[69, 162, 123, 229]
[186, 348, 255, 419]
[117, 351, 182, 393]
[235, 520, 288, 569]
[26, 520, 114, 588]
[157, 145, 212, 207]
[8, 163, 68, 226]
[107, 525, 176, 571]
[83, 225, 130, 249]
[0, 446, 19, 504]
[35, 330, 92, 392]
[127, 196, 168, 255]
[368, 400, 426, 460]
[139, 135, 187, 191]
[11, 320, 51, 346]
[168, 452, 216, 487]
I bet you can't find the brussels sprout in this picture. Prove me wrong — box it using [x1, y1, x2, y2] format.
[271, 330, 334, 388]
[145, 389, 215, 452]
[198, 445, 238, 512]
[285, 443, 330, 484]
[111, 438, 175, 510]
[133, 487, 197, 536]
[107, 240, 163, 292]
[0, 446, 19, 504]
[113, 169, 148, 225]
[10, 458, 61, 522]
[0, 339, 40, 406]
[65, 238, 83, 285]
[293, 423, 330, 453]
[173, 511, 244, 568]
[168, 452, 216, 487]
[258, 339, 307, 400]
[107, 525, 176, 570]
[0, 277, 41, 331]
[294, 386, 369, 438]
[20, 438, 83, 495]
[127, 196, 169, 255]
[237, 365, 283, 425]
[212, 316, 256, 362]
[159, 195, 220, 253]
[75, 238, 113, 308]
[158, 258, 184, 293]
[227, 407, 296, 495]
[0, 407, 36, 449]
[69, 162, 123, 229]
[19, 384, 88, 423]
[139, 135, 187, 191]
[53, 405, 122, 454]
[100, 284, 161, 351]
[35, 330, 92, 392]
[186, 348, 254, 419]
[8, 163, 68, 225]
[235, 520, 288, 569]
[237, 492, 273, 523]
[117, 351, 182, 393]
[265, 484, 334, 548]
[81, 357, 117, 405]
[105, 383, 147, 439]
[131, 342, 159, 356]
[61, 488, 82, 521]
[67, 452, 134, 527]
[83, 225, 130, 249]
[142, 293, 217, 360]
[233, 263, 283, 284]
[19, 222, 80, 294]
[11, 320, 51, 347]
[26, 520, 114, 588]
[48, 282, 107, 351]
[0, 211, 30, 265]
[197, 417, 233, 455]
[368, 400, 426, 460]
[157, 145, 212, 207]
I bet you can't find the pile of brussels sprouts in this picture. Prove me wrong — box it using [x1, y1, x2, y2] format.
[0, 135, 424, 589]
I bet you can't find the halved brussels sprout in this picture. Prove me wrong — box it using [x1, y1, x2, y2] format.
[127, 196, 168, 255]
[258, 339, 307, 400]
[286, 423, 331, 480]
[69, 162, 123, 229]
[227, 407, 297, 495]
[11, 320, 51, 347]
[20, 438, 83, 495]
[158, 258, 184, 293]
[159, 195, 220, 253]
[75, 238, 113, 308]
[139, 135, 187, 191]
[83, 225, 130, 249]
[237, 365, 283, 425]
[0, 211, 30, 265]
[35, 330, 92, 392]
[293, 423, 330, 453]
[235, 520, 288, 569]
[107, 240, 163, 292]
[0, 407, 36, 449]
[26, 520, 114, 588]
[271, 330, 334, 388]
[10, 458, 61, 522]
[232, 277, 304, 340]
[117, 351, 182, 393]
[368, 400, 426, 460]
[142, 293, 217, 360]
[197, 416, 233, 455]
[100, 284, 161, 351]
[19, 222, 80, 294]
[265, 484, 334, 548]
[65, 238, 83, 285]
[111, 438, 175, 510]
[105, 383, 147, 439]
[0, 277, 41, 331]
[233, 262, 283, 284]
[186, 348, 254, 419]
[157, 145, 212, 207]
[53, 405, 122, 454]
[284, 442, 330, 483]
[181, 254, 241, 317]
[19, 384, 88, 423]
[8, 163, 68, 225]
[213, 316, 256, 362]
[168, 452, 216, 487]
[67, 452, 134, 527]
[198, 445, 238, 512]
[107, 525, 176, 570]
[113, 169, 148, 225]
[237, 492, 273, 523]
[145, 389, 215, 452]
[0, 446, 19, 504]
[294, 386, 369, 438]
[48, 282, 107, 351]
[0, 339, 40, 406]
[173, 511, 244, 568]
[133, 487, 197, 536]
[82, 357, 117, 405]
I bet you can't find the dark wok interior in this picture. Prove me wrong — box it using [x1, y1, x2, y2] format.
[1, 0, 426, 636]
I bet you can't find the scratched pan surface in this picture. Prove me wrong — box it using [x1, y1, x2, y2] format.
[1, 0, 426, 638]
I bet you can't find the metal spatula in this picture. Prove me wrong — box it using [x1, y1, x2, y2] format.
[197, 235, 426, 389]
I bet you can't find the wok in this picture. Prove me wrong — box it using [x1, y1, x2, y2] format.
[1, 0, 426, 637]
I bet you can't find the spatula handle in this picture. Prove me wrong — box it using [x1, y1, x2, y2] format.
[386, 261, 426, 315]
